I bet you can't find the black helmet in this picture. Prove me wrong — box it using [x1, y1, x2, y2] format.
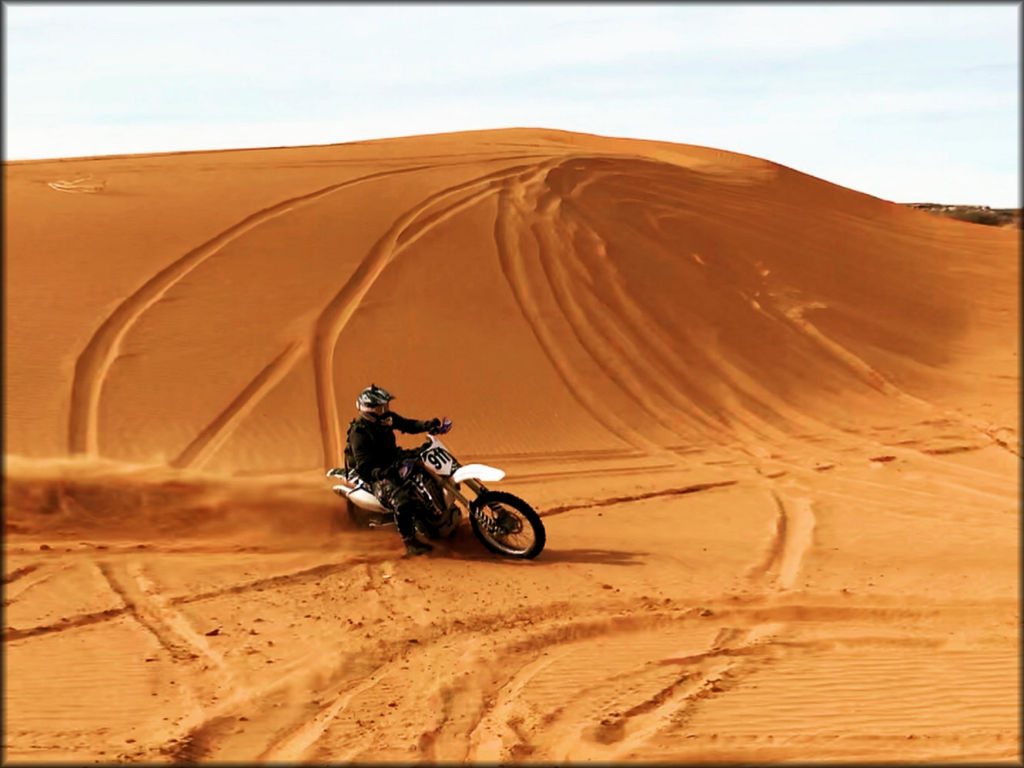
[356, 384, 394, 415]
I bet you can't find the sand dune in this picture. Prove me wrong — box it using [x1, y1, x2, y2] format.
[4, 128, 1018, 763]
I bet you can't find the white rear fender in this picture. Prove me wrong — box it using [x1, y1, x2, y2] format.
[344, 487, 388, 512]
[453, 464, 505, 483]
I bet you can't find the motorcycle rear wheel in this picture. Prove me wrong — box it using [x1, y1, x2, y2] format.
[470, 491, 545, 559]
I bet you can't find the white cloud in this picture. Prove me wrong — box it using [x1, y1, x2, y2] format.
[5, 2, 1019, 206]
[817, 159, 1020, 208]
[5, 118, 365, 159]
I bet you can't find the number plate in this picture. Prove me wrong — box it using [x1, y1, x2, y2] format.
[422, 446, 455, 475]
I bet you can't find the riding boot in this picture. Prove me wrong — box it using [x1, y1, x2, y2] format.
[395, 503, 433, 556]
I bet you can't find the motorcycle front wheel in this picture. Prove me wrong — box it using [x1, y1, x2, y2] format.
[469, 491, 545, 559]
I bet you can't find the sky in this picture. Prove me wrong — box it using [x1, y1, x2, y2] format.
[4, 2, 1020, 206]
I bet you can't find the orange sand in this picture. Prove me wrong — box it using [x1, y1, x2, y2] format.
[4, 128, 1019, 763]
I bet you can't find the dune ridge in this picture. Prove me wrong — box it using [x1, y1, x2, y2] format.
[4, 128, 1018, 763]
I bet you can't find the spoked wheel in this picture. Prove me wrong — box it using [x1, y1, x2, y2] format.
[470, 491, 545, 559]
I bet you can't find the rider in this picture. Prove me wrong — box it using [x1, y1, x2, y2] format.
[339, 384, 451, 556]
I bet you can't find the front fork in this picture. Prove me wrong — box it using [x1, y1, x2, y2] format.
[440, 477, 488, 512]
[440, 478, 517, 538]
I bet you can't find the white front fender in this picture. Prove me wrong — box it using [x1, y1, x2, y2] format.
[453, 464, 505, 483]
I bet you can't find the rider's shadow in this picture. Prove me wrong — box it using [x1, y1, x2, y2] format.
[347, 508, 644, 566]
[530, 548, 646, 566]
[444, 533, 644, 566]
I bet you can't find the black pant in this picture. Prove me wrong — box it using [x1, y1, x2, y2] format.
[372, 474, 420, 541]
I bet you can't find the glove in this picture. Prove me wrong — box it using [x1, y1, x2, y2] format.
[428, 417, 452, 435]
[397, 457, 417, 479]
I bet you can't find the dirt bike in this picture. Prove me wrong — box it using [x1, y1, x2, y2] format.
[326, 435, 546, 559]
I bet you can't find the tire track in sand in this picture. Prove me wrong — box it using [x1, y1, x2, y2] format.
[449, 157, 823, 761]
[5, 557, 387, 641]
[461, 599, 960, 763]
[493, 168, 681, 460]
[97, 558, 341, 762]
[98, 560, 223, 664]
[529, 204, 719, 445]
[744, 488, 816, 591]
[569, 480, 814, 761]
[169, 339, 308, 469]
[311, 161, 550, 469]
[426, 610, 709, 762]
[560, 192, 841, 447]
[541, 480, 739, 517]
[155, 159, 555, 473]
[3, 563, 42, 584]
[548, 644, 777, 763]
[465, 645, 577, 761]
[495, 158, 822, 461]
[538, 614, 793, 763]
[459, 606, 787, 762]
[3, 562, 77, 606]
[483, 484, 812, 758]
[259, 604, 703, 762]
[524, 158, 752, 442]
[483, 162, 820, 756]
[253, 560, 430, 763]
[66, 162, 450, 457]
[193, 164, 555, 471]
[255, 661, 392, 763]
[4, 606, 128, 641]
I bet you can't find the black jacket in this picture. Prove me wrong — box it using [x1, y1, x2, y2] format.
[346, 412, 436, 483]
